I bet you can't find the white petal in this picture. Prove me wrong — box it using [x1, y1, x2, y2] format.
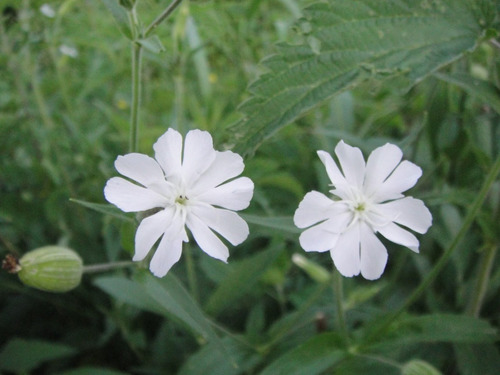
[153, 128, 183, 183]
[299, 220, 340, 252]
[364, 143, 402, 195]
[376, 197, 432, 234]
[186, 214, 229, 262]
[359, 223, 388, 280]
[330, 224, 361, 277]
[190, 150, 244, 196]
[190, 204, 249, 246]
[115, 153, 165, 187]
[374, 161, 422, 202]
[294, 191, 336, 228]
[133, 208, 171, 261]
[182, 129, 217, 186]
[104, 177, 168, 212]
[334, 141, 365, 189]
[317, 150, 348, 190]
[149, 234, 183, 277]
[197, 177, 254, 210]
[378, 222, 420, 252]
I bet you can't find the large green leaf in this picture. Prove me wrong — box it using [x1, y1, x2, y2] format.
[227, 0, 497, 157]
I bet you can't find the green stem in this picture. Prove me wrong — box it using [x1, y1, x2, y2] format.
[144, 0, 184, 38]
[83, 261, 135, 274]
[333, 270, 349, 345]
[362, 152, 500, 347]
[129, 40, 142, 153]
[466, 244, 498, 317]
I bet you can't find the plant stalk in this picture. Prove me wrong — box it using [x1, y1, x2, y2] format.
[466, 243, 497, 317]
[83, 261, 135, 274]
[144, 0, 184, 38]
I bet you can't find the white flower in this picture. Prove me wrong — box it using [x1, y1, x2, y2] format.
[40, 4, 56, 18]
[104, 128, 254, 277]
[59, 45, 78, 58]
[294, 141, 432, 280]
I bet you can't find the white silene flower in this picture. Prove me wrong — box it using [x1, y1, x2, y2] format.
[294, 141, 432, 280]
[104, 128, 254, 277]
[40, 4, 56, 18]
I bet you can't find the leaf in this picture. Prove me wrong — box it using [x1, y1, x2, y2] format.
[100, 0, 133, 39]
[0, 338, 75, 373]
[434, 72, 500, 114]
[205, 243, 284, 315]
[259, 333, 345, 375]
[57, 368, 129, 375]
[178, 337, 261, 375]
[137, 35, 166, 54]
[227, 0, 496, 157]
[391, 314, 497, 344]
[241, 214, 301, 234]
[70, 199, 134, 222]
[93, 275, 166, 315]
[401, 360, 442, 375]
[454, 343, 500, 375]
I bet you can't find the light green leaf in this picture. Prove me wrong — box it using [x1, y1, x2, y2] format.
[401, 360, 442, 375]
[70, 199, 134, 222]
[205, 243, 284, 315]
[100, 0, 133, 40]
[0, 338, 75, 373]
[434, 72, 500, 114]
[227, 0, 496, 157]
[137, 35, 166, 54]
[241, 214, 301, 234]
[259, 333, 345, 375]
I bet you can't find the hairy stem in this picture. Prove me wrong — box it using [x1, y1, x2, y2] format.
[83, 261, 135, 274]
[144, 0, 184, 38]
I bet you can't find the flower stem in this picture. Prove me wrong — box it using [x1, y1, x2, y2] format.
[333, 270, 349, 345]
[144, 0, 184, 38]
[362, 152, 500, 347]
[466, 243, 497, 317]
[83, 261, 135, 274]
[129, 39, 142, 153]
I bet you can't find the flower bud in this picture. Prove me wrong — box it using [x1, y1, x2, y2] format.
[17, 246, 83, 293]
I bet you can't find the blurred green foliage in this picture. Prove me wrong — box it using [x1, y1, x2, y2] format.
[1, 0, 499, 374]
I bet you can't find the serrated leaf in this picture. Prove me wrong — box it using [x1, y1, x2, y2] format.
[100, 0, 133, 40]
[259, 333, 345, 375]
[434, 72, 500, 114]
[70, 199, 134, 222]
[227, 0, 496, 157]
[0, 338, 75, 373]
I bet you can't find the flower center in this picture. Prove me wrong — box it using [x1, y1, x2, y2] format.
[175, 194, 189, 205]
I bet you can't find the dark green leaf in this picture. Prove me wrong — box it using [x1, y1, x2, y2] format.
[454, 343, 500, 375]
[259, 333, 345, 375]
[205, 243, 285, 315]
[434, 72, 500, 114]
[137, 35, 166, 54]
[0, 338, 75, 373]
[227, 0, 496, 157]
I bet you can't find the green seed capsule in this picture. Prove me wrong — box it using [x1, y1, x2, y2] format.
[18, 246, 83, 293]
